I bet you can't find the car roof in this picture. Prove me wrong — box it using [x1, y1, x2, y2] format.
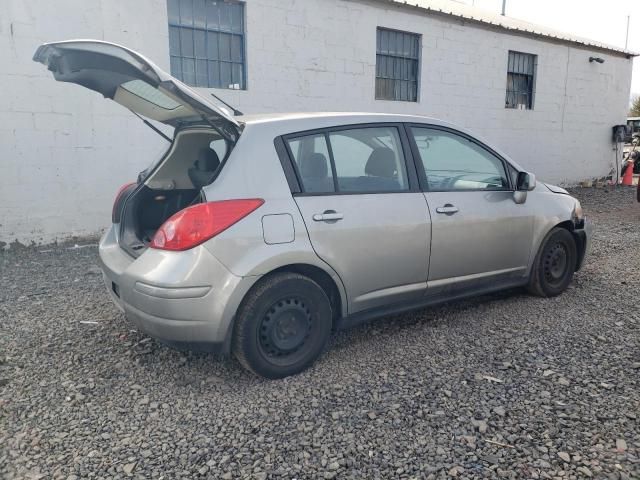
[238, 111, 452, 127]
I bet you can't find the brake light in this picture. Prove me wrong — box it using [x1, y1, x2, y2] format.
[150, 199, 264, 251]
[111, 182, 136, 223]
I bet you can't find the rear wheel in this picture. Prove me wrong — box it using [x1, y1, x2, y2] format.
[232, 273, 332, 379]
[528, 227, 577, 297]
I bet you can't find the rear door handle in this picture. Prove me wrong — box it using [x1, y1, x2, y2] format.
[436, 204, 459, 215]
[312, 211, 343, 222]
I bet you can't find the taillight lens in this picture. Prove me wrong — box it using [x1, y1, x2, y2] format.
[150, 199, 264, 251]
[111, 182, 137, 223]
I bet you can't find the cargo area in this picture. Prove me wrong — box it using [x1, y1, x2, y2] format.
[117, 128, 230, 256]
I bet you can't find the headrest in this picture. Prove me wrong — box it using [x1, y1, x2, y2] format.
[365, 147, 396, 178]
[300, 153, 329, 179]
[194, 148, 220, 172]
[189, 148, 220, 189]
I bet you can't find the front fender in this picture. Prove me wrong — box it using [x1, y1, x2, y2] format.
[525, 189, 578, 275]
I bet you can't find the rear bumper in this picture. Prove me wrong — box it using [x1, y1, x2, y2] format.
[574, 218, 593, 271]
[98, 226, 259, 354]
[121, 301, 228, 353]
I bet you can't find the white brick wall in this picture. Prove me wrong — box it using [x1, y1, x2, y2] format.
[0, 0, 633, 245]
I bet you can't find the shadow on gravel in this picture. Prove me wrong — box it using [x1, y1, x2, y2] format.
[330, 288, 527, 350]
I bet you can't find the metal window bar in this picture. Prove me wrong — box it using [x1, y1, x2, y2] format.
[505, 51, 535, 109]
[375, 28, 420, 102]
[168, 0, 245, 89]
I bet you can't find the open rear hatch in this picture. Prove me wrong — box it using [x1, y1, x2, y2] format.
[33, 39, 240, 140]
[33, 40, 241, 256]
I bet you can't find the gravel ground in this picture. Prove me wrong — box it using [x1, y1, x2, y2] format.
[1, 187, 639, 480]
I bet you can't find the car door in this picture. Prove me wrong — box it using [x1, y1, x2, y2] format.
[285, 124, 431, 314]
[407, 125, 534, 294]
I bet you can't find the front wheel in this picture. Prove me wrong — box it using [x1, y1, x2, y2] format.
[528, 227, 577, 297]
[232, 273, 332, 379]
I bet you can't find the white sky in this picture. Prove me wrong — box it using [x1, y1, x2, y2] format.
[455, 0, 640, 96]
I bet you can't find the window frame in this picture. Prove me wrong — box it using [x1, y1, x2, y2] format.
[279, 123, 421, 196]
[403, 123, 516, 193]
[505, 50, 537, 110]
[375, 27, 421, 103]
[167, 0, 247, 90]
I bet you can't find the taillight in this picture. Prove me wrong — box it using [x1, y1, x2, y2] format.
[150, 199, 264, 251]
[111, 182, 137, 223]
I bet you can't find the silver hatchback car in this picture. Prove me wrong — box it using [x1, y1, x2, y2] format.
[35, 40, 591, 378]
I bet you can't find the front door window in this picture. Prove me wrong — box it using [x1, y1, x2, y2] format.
[410, 127, 509, 192]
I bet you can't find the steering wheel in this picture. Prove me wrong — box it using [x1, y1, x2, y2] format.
[442, 175, 464, 190]
[482, 176, 505, 189]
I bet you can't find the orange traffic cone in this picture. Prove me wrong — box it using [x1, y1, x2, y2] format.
[622, 162, 634, 186]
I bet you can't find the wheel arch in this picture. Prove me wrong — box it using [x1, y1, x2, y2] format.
[529, 213, 581, 272]
[527, 222, 579, 297]
[554, 219, 574, 232]
[552, 220, 586, 271]
[229, 261, 347, 345]
[263, 263, 345, 329]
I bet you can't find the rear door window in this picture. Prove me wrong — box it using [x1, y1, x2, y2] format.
[329, 127, 408, 192]
[287, 134, 335, 193]
[285, 125, 409, 194]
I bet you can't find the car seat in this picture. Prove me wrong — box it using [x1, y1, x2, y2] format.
[188, 148, 220, 189]
[300, 153, 334, 193]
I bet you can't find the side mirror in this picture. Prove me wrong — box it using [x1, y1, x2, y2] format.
[516, 172, 536, 191]
[514, 172, 536, 204]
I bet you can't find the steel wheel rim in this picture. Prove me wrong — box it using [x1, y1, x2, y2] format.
[543, 241, 569, 286]
[258, 297, 312, 359]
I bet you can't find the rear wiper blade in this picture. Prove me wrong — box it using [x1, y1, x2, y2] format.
[130, 110, 173, 143]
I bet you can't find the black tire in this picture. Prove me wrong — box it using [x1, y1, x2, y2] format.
[232, 272, 332, 379]
[528, 227, 577, 297]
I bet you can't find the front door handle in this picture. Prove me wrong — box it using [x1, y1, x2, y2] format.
[436, 204, 459, 215]
[312, 211, 343, 222]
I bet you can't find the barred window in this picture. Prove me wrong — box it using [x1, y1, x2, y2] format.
[505, 51, 536, 110]
[167, 0, 245, 89]
[375, 28, 420, 102]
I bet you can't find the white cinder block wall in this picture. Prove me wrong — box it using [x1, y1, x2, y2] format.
[0, 0, 633, 246]
[0, 0, 171, 247]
